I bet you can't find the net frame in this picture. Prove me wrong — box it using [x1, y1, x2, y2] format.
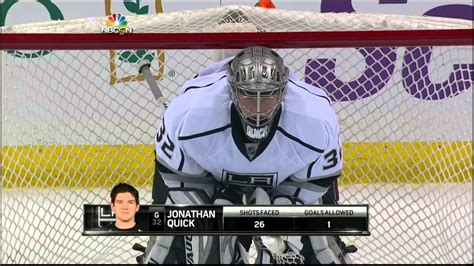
[1, 29, 472, 50]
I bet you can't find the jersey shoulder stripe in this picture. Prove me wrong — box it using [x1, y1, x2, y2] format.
[307, 174, 340, 187]
[182, 75, 226, 93]
[178, 124, 231, 140]
[178, 148, 185, 171]
[277, 126, 324, 153]
[289, 79, 331, 105]
[306, 159, 319, 178]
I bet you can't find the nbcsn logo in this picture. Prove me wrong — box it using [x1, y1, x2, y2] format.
[102, 13, 133, 35]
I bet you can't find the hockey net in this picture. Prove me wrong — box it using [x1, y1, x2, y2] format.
[1, 6, 472, 264]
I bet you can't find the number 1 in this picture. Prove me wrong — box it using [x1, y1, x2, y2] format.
[328, 221, 331, 228]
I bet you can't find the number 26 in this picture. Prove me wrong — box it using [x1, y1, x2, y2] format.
[254, 221, 265, 229]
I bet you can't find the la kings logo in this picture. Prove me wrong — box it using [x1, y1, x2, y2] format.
[222, 170, 278, 188]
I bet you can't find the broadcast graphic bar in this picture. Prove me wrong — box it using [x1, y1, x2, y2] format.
[83, 205, 369, 236]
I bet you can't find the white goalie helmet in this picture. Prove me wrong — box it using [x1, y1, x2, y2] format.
[227, 46, 289, 142]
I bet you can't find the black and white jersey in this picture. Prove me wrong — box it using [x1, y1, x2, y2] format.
[155, 58, 342, 203]
[101, 222, 143, 232]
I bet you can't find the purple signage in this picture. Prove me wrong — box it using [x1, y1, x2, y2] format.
[402, 47, 473, 100]
[310, 1, 473, 101]
[305, 48, 397, 101]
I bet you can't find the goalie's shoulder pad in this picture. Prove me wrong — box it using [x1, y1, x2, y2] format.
[285, 77, 338, 130]
[156, 72, 232, 172]
[279, 111, 330, 156]
[279, 80, 342, 181]
[165, 72, 231, 136]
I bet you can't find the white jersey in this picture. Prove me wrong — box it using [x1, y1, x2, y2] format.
[155, 58, 342, 204]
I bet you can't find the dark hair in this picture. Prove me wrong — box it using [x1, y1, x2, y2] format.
[110, 183, 139, 205]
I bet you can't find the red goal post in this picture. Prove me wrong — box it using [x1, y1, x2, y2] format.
[1, 5, 472, 50]
[1, 29, 472, 50]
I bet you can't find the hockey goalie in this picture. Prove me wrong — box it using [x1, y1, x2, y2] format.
[142, 46, 355, 264]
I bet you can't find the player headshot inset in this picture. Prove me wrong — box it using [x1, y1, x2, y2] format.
[105, 182, 142, 231]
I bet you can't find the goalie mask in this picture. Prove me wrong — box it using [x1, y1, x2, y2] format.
[227, 46, 289, 142]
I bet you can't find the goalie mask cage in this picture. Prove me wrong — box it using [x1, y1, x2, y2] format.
[1, 6, 472, 264]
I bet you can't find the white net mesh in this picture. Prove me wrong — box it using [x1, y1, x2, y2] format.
[1, 6, 472, 264]
[2, 6, 471, 33]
